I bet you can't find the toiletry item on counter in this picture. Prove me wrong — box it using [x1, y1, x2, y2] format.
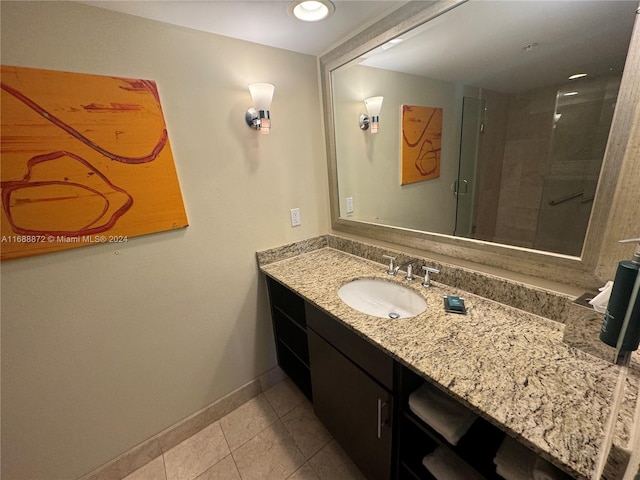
[422, 447, 483, 480]
[444, 295, 467, 314]
[493, 435, 571, 480]
[600, 238, 640, 352]
[408, 381, 477, 445]
[589, 281, 613, 313]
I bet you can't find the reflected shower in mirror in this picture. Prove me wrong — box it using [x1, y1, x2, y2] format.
[332, 1, 635, 257]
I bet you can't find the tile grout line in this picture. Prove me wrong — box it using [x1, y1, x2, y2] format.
[214, 415, 244, 480]
[229, 451, 243, 480]
[161, 454, 168, 480]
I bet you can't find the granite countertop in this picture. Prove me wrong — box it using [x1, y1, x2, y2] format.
[260, 247, 629, 479]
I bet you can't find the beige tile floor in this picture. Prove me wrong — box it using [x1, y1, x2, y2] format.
[123, 378, 366, 480]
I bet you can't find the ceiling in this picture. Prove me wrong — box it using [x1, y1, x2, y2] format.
[80, 0, 407, 56]
[358, 0, 637, 93]
[79, 0, 636, 93]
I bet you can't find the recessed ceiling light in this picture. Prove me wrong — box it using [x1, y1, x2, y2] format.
[569, 73, 588, 80]
[382, 38, 404, 50]
[563, 91, 579, 96]
[288, 1, 335, 22]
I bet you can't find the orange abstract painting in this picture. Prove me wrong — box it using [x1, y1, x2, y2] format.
[401, 105, 442, 185]
[1, 65, 188, 261]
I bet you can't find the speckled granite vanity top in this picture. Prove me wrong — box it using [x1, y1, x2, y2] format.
[259, 245, 635, 479]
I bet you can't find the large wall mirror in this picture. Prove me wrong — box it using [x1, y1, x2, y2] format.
[321, 0, 640, 288]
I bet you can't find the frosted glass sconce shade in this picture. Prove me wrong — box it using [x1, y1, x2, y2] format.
[365, 96, 383, 117]
[359, 96, 384, 133]
[249, 83, 274, 110]
[246, 83, 275, 134]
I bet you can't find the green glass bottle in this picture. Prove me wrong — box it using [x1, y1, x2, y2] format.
[600, 239, 640, 351]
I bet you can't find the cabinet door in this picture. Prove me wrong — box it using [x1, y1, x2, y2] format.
[308, 329, 393, 480]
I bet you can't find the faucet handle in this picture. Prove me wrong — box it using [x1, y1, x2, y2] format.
[382, 255, 396, 275]
[421, 265, 440, 287]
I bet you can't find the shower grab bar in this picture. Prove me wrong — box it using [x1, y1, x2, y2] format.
[549, 189, 584, 206]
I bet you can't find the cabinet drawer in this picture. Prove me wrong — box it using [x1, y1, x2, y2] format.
[305, 302, 394, 391]
[267, 277, 306, 328]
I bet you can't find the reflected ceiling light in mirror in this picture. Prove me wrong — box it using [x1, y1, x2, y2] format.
[360, 38, 404, 61]
[246, 83, 275, 134]
[569, 73, 588, 80]
[382, 38, 404, 50]
[288, 1, 335, 22]
[359, 96, 383, 133]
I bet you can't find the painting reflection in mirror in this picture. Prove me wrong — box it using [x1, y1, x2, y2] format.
[332, 1, 635, 257]
[401, 105, 442, 185]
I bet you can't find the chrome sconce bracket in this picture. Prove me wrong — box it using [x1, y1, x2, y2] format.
[245, 108, 270, 131]
[359, 114, 370, 130]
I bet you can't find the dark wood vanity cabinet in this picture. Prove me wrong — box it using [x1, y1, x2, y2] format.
[306, 303, 395, 480]
[265, 277, 312, 400]
[265, 277, 508, 480]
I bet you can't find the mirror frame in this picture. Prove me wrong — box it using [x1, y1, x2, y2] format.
[320, 0, 640, 289]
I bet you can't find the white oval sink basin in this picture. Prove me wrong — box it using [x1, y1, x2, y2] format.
[338, 278, 427, 319]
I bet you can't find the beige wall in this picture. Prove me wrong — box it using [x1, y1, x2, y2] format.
[0, 2, 329, 479]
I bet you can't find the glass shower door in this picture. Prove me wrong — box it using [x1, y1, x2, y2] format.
[454, 97, 485, 238]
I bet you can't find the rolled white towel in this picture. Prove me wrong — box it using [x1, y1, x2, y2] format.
[494, 435, 535, 480]
[533, 456, 572, 480]
[408, 382, 478, 445]
[422, 447, 484, 480]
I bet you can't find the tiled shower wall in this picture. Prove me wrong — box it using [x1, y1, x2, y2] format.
[488, 85, 556, 249]
[476, 75, 620, 256]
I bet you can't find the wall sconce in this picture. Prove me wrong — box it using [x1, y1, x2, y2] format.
[359, 96, 384, 134]
[246, 83, 275, 134]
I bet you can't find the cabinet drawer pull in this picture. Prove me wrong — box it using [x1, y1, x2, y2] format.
[377, 398, 387, 439]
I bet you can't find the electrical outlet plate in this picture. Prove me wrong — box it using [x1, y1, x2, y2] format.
[290, 208, 301, 227]
[346, 197, 354, 214]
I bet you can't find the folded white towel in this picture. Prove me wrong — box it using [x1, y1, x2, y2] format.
[408, 382, 477, 445]
[494, 435, 535, 480]
[422, 447, 484, 480]
[533, 456, 572, 480]
[493, 435, 572, 480]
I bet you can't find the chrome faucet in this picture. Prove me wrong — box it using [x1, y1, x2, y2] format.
[394, 258, 419, 281]
[421, 265, 440, 287]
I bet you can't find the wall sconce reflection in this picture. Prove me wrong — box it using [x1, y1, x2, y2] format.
[246, 83, 275, 134]
[359, 96, 384, 134]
